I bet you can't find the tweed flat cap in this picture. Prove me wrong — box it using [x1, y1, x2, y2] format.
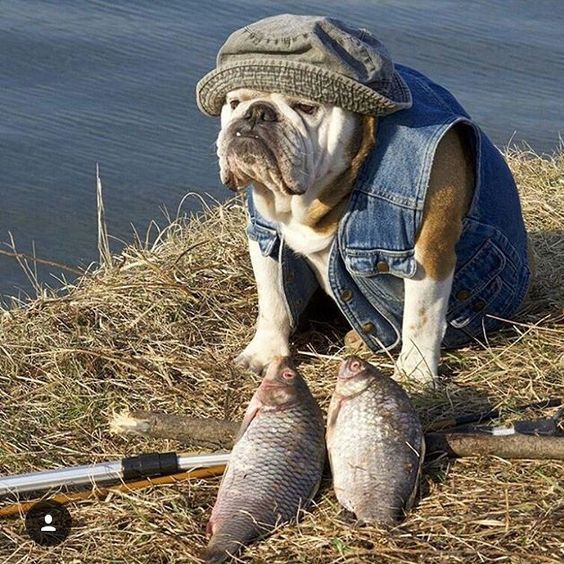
[196, 14, 412, 117]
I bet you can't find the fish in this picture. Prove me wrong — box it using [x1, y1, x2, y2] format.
[326, 356, 425, 525]
[202, 357, 325, 563]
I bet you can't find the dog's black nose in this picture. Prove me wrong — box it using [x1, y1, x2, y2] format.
[243, 102, 278, 127]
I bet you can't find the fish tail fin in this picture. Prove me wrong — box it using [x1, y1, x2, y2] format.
[201, 535, 242, 563]
[200, 545, 230, 563]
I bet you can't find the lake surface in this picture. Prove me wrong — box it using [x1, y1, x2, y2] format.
[1, 0, 562, 300]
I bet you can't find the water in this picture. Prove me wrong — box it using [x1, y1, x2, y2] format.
[1, 0, 562, 299]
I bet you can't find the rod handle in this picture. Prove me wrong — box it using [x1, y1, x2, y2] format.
[122, 452, 179, 480]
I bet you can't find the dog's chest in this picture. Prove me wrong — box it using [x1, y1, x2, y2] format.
[280, 223, 334, 295]
[304, 250, 332, 294]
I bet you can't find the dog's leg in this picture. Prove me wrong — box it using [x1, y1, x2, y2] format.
[397, 126, 474, 384]
[398, 264, 455, 384]
[235, 239, 291, 372]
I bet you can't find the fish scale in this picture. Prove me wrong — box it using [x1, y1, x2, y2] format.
[203, 357, 325, 563]
[327, 356, 425, 525]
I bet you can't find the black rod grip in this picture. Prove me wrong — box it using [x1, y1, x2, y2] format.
[122, 452, 179, 480]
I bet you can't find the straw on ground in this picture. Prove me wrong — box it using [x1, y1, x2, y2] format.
[0, 149, 562, 563]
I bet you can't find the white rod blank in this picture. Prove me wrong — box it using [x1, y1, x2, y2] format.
[0, 452, 230, 497]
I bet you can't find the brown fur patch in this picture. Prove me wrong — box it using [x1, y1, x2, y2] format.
[415, 125, 475, 280]
[303, 115, 377, 234]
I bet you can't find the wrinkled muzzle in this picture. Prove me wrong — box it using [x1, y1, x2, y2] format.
[217, 101, 308, 195]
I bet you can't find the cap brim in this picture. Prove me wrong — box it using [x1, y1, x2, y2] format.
[196, 59, 411, 117]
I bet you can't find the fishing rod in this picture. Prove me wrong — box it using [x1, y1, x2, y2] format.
[0, 451, 230, 498]
[0, 464, 227, 519]
[2, 398, 560, 515]
[426, 397, 562, 432]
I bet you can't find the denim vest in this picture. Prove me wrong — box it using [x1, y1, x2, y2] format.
[246, 65, 530, 351]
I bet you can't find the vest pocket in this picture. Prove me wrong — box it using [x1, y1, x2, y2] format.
[451, 238, 506, 296]
[246, 222, 279, 257]
[343, 248, 417, 279]
[448, 237, 513, 328]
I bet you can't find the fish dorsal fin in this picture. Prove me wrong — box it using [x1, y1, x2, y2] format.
[234, 393, 262, 444]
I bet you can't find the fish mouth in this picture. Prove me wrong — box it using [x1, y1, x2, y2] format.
[337, 356, 366, 380]
[257, 382, 298, 410]
[259, 382, 287, 390]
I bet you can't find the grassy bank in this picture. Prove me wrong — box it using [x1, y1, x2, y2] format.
[0, 149, 562, 563]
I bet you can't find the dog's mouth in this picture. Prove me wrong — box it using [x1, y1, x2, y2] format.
[222, 134, 274, 190]
[221, 132, 305, 195]
[234, 130, 261, 140]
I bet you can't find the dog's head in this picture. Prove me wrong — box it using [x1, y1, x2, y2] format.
[201, 16, 410, 203]
[216, 88, 372, 198]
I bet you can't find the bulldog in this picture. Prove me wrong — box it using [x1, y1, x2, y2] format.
[197, 15, 531, 385]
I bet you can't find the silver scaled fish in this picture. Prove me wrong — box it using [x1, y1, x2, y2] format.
[326, 356, 425, 525]
[202, 357, 325, 562]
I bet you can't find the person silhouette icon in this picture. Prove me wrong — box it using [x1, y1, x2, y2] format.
[26, 500, 72, 546]
[40, 513, 56, 532]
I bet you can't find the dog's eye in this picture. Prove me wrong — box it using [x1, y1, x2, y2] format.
[229, 99, 240, 110]
[293, 102, 318, 115]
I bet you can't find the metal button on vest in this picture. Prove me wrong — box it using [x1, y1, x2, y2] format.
[362, 322, 375, 334]
[456, 289, 471, 301]
[286, 271, 295, 283]
[472, 300, 486, 312]
[341, 289, 353, 302]
[375, 261, 389, 273]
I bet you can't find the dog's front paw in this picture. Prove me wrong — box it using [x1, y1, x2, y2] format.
[395, 353, 437, 388]
[235, 333, 290, 373]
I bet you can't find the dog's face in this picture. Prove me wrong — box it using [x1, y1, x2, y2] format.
[216, 89, 363, 196]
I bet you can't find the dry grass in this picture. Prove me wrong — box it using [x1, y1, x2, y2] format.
[0, 149, 562, 563]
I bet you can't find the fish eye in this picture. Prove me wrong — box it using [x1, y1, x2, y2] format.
[292, 102, 318, 115]
[229, 99, 240, 110]
[281, 369, 295, 380]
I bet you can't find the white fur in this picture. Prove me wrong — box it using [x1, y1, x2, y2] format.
[235, 239, 292, 371]
[219, 90, 450, 384]
[397, 247, 455, 384]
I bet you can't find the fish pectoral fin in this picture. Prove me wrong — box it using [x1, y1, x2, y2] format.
[233, 394, 262, 443]
[326, 396, 342, 442]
